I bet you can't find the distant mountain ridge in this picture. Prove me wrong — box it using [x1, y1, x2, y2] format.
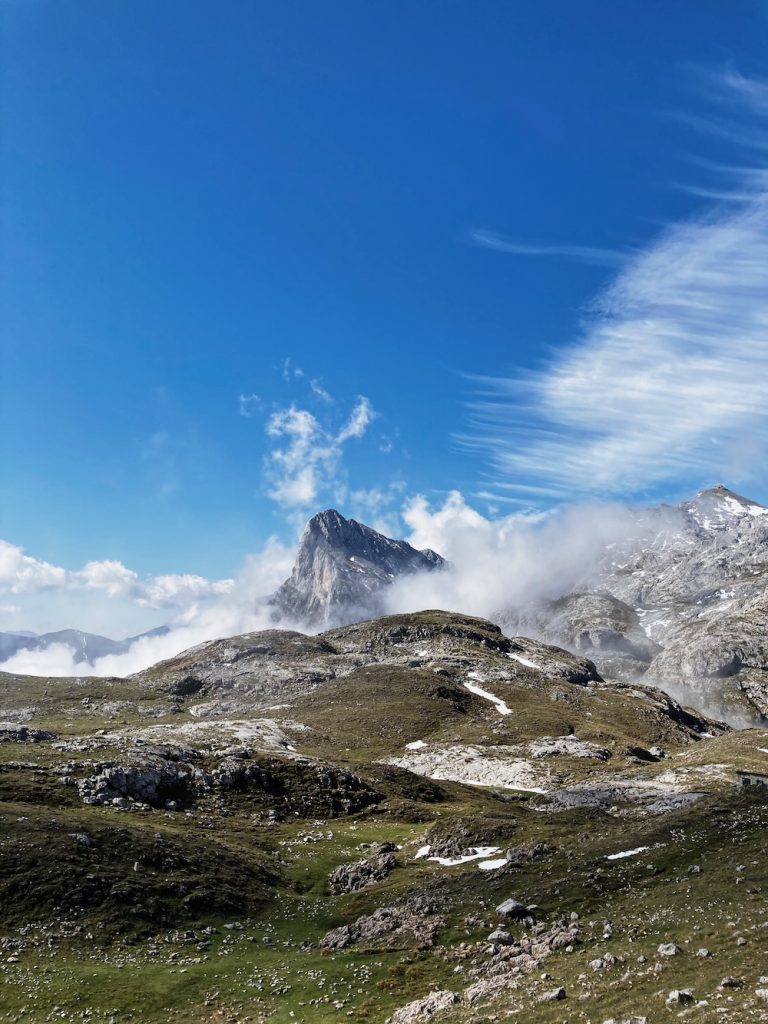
[0, 625, 169, 666]
[270, 508, 445, 627]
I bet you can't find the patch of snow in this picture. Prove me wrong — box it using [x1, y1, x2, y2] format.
[507, 652, 539, 671]
[606, 846, 650, 861]
[415, 845, 431, 859]
[464, 680, 512, 716]
[426, 846, 501, 867]
[757, 747, 768, 755]
[406, 739, 427, 750]
[477, 858, 508, 871]
[724, 495, 768, 518]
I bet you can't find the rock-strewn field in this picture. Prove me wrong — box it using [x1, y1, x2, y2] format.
[1, 610, 768, 1023]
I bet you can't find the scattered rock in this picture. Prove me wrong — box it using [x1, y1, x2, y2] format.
[0, 723, 56, 742]
[657, 942, 681, 957]
[665, 989, 694, 1007]
[540, 986, 566, 1001]
[385, 990, 458, 1024]
[328, 849, 397, 894]
[321, 895, 444, 951]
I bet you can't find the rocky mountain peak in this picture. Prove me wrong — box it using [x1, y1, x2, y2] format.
[682, 483, 768, 532]
[271, 509, 445, 627]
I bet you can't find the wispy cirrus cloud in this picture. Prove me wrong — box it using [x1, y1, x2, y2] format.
[470, 227, 624, 267]
[465, 71, 768, 501]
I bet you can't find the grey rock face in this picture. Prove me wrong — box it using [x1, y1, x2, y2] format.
[499, 592, 660, 681]
[328, 845, 397, 894]
[0, 722, 56, 742]
[385, 990, 458, 1024]
[501, 486, 768, 720]
[320, 893, 445, 951]
[271, 509, 445, 627]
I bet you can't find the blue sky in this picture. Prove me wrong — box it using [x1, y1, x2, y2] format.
[3, 1, 768, 636]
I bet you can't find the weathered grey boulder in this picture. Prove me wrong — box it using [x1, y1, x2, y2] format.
[657, 942, 681, 957]
[495, 898, 530, 918]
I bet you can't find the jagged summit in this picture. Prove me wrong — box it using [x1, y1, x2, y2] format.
[271, 509, 445, 627]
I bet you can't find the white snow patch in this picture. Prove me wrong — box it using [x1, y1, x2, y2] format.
[415, 845, 431, 859]
[507, 652, 539, 670]
[606, 846, 650, 861]
[406, 739, 427, 750]
[464, 680, 512, 716]
[477, 858, 508, 871]
[426, 846, 501, 867]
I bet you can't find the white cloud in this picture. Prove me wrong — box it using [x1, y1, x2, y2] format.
[336, 396, 376, 442]
[264, 397, 376, 508]
[0, 542, 234, 612]
[78, 560, 140, 599]
[309, 378, 333, 403]
[387, 491, 662, 620]
[139, 574, 234, 606]
[466, 72, 768, 500]
[0, 541, 69, 593]
[239, 393, 260, 417]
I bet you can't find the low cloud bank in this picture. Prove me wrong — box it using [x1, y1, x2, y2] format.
[0, 538, 299, 678]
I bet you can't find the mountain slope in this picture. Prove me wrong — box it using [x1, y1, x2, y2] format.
[271, 508, 445, 626]
[2, 610, 767, 1024]
[501, 485, 768, 720]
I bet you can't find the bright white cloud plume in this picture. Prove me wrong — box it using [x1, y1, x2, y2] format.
[265, 396, 376, 508]
[387, 490, 673, 620]
[466, 72, 768, 500]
